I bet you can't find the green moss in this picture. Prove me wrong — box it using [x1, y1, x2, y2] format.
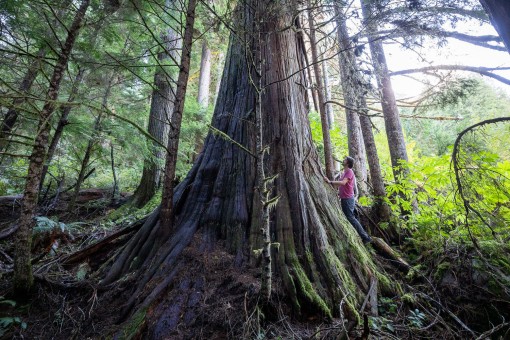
[119, 307, 147, 340]
[375, 272, 395, 295]
[289, 255, 332, 319]
[434, 261, 451, 279]
[289, 254, 332, 318]
[107, 190, 162, 223]
[401, 293, 417, 304]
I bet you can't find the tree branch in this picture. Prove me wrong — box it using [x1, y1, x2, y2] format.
[390, 65, 510, 86]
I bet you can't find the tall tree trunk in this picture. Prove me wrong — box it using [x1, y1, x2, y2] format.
[307, 7, 334, 179]
[295, 19, 314, 113]
[40, 23, 106, 190]
[297, 18, 319, 113]
[322, 57, 334, 128]
[68, 79, 113, 212]
[214, 51, 224, 103]
[159, 0, 197, 228]
[306, 56, 319, 112]
[361, 0, 409, 180]
[130, 26, 181, 208]
[480, 0, 510, 53]
[358, 99, 392, 223]
[253, 17, 272, 300]
[13, 0, 90, 296]
[335, 5, 369, 194]
[40, 67, 86, 190]
[197, 39, 212, 108]
[0, 47, 47, 156]
[101, 1, 381, 335]
[110, 141, 118, 201]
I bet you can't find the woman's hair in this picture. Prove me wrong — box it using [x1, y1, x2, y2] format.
[344, 156, 354, 168]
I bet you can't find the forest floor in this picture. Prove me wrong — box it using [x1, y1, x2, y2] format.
[0, 190, 508, 339]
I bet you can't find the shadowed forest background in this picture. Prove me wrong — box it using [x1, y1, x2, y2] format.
[0, 0, 509, 339]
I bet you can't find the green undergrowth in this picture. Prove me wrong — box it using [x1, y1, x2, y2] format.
[105, 190, 162, 227]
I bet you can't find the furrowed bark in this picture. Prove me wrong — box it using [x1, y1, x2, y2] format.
[253, 15, 272, 301]
[335, 4, 369, 194]
[103, 0, 384, 333]
[307, 5, 334, 179]
[13, 0, 90, 296]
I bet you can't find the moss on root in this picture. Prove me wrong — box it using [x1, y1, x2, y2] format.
[118, 308, 147, 340]
[290, 257, 333, 319]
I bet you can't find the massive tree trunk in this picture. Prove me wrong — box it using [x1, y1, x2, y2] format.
[101, 0, 381, 336]
[361, 0, 409, 180]
[197, 40, 212, 108]
[130, 26, 181, 208]
[480, 0, 510, 53]
[335, 5, 369, 194]
[13, 0, 90, 295]
[307, 7, 334, 179]
[0, 47, 47, 156]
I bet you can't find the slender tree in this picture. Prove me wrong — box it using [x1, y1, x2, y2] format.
[361, 0, 410, 180]
[197, 40, 212, 108]
[40, 67, 86, 189]
[159, 0, 198, 227]
[321, 55, 334, 128]
[358, 100, 392, 223]
[13, 0, 90, 295]
[68, 78, 114, 211]
[130, 23, 182, 208]
[214, 51, 224, 102]
[335, 4, 369, 194]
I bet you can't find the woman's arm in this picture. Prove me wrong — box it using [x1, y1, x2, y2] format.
[324, 176, 348, 188]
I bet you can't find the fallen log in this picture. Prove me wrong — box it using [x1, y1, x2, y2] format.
[0, 223, 18, 240]
[371, 237, 411, 273]
[0, 188, 131, 219]
[62, 215, 148, 266]
[0, 194, 22, 220]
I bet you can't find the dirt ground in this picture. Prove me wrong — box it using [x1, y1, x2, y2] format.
[1, 195, 509, 339]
